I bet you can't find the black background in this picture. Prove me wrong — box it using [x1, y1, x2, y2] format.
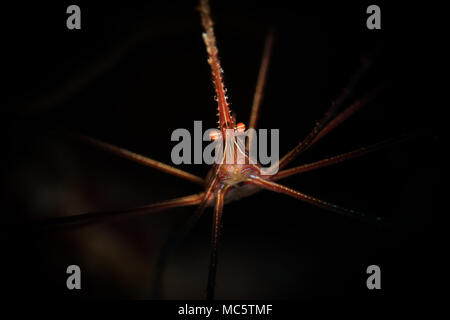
[0, 1, 441, 300]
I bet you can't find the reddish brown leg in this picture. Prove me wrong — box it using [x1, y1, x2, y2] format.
[249, 175, 381, 222]
[247, 30, 275, 152]
[273, 135, 408, 181]
[151, 171, 221, 299]
[275, 58, 375, 170]
[206, 185, 228, 300]
[71, 133, 205, 185]
[190, 163, 222, 220]
[310, 86, 384, 146]
[248, 30, 275, 130]
[28, 193, 204, 231]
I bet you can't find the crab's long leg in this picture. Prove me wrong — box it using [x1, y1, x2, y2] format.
[310, 86, 383, 146]
[272, 135, 407, 181]
[191, 163, 222, 217]
[151, 171, 222, 299]
[248, 30, 275, 130]
[249, 176, 382, 223]
[275, 58, 375, 170]
[153, 166, 225, 299]
[72, 133, 204, 185]
[206, 185, 228, 300]
[274, 87, 381, 171]
[27, 193, 204, 231]
[199, 0, 233, 133]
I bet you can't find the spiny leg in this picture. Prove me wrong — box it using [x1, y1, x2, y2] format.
[249, 175, 382, 223]
[275, 57, 375, 171]
[248, 30, 275, 130]
[207, 185, 228, 300]
[199, 0, 233, 133]
[273, 134, 408, 181]
[71, 133, 205, 185]
[27, 193, 204, 231]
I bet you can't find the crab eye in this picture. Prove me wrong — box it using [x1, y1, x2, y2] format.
[236, 122, 246, 132]
[209, 130, 221, 141]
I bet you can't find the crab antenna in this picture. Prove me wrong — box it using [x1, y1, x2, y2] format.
[199, 0, 233, 133]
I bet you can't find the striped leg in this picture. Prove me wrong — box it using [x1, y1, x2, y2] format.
[275, 57, 375, 171]
[276, 87, 381, 171]
[71, 133, 205, 185]
[28, 193, 204, 231]
[206, 185, 228, 300]
[199, 0, 234, 133]
[248, 30, 275, 130]
[249, 175, 382, 223]
[273, 135, 408, 181]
